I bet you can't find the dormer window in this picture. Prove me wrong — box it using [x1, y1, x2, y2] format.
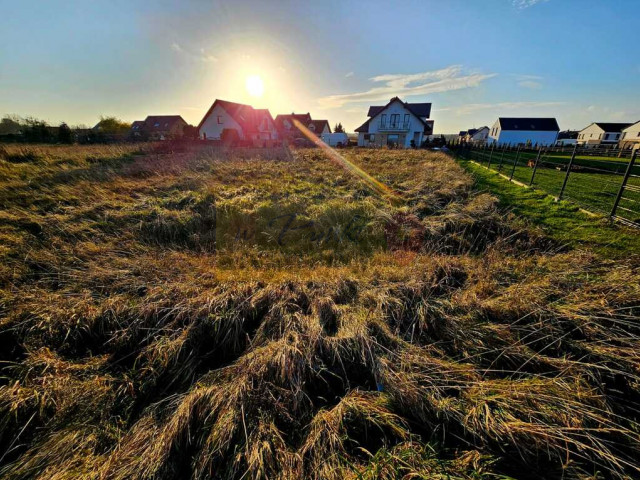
[154, 122, 160, 127]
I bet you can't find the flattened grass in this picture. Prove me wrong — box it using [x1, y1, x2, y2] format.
[0, 144, 639, 479]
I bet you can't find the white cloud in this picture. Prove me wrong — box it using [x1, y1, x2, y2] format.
[345, 71, 354, 78]
[519, 80, 543, 89]
[512, 74, 543, 89]
[512, 0, 549, 9]
[171, 43, 218, 63]
[318, 65, 497, 108]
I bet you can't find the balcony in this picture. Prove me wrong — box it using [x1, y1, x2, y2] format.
[378, 121, 410, 132]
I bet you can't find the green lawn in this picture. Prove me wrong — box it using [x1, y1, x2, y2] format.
[457, 157, 640, 258]
[463, 148, 640, 220]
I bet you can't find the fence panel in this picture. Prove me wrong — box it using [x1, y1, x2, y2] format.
[455, 143, 640, 228]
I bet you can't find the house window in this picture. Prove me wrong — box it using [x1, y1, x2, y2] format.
[217, 116, 223, 124]
[370, 134, 375, 142]
[154, 122, 160, 127]
[390, 114, 400, 127]
[403, 114, 410, 125]
[380, 114, 387, 126]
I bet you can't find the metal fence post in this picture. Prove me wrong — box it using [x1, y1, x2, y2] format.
[558, 144, 578, 200]
[529, 147, 542, 186]
[487, 143, 495, 169]
[610, 150, 637, 219]
[497, 144, 507, 171]
[509, 145, 522, 181]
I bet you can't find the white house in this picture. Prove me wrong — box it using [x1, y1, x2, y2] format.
[459, 126, 489, 144]
[620, 121, 640, 150]
[198, 99, 278, 143]
[355, 97, 433, 148]
[308, 120, 331, 136]
[577, 122, 632, 147]
[555, 130, 579, 146]
[488, 118, 559, 146]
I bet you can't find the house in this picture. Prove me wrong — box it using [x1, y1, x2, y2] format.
[129, 115, 188, 140]
[198, 99, 278, 144]
[307, 120, 331, 136]
[459, 126, 489, 144]
[488, 118, 559, 146]
[355, 97, 433, 148]
[555, 130, 579, 146]
[274, 113, 311, 141]
[620, 121, 640, 150]
[577, 122, 632, 147]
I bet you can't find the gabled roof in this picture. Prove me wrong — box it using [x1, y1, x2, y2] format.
[592, 122, 632, 133]
[198, 99, 275, 133]
[367, 98, 432, 119]
[131, 120, 145, 131]
[498, 117, 559, 131]
[143, 115, 187, 132]
[274, 113, 312, 132]
[355, 118, 371, 133]
[557, 130, 579, 140]
[308, 120, 331, 134]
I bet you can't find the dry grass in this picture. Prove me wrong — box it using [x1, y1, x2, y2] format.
[0, 143, 639, 479]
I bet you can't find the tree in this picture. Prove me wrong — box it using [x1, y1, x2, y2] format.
[334, 122, 345, 133]
[182, 125, 199, 140]
[23, 117, 51, 143]
[0, 115, 22, 136]
[94, 116, 131, 134]
[58, 123, 73, 144]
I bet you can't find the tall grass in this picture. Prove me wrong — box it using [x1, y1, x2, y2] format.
[0, 143, 638, 479]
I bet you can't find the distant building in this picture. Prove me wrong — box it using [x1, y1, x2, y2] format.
[620, 121, 640, 150]
[274, 114, 331, 140]
[355, 96, 433, 148]
[307, 120, 331, 136]
[459, 126, 489, 144]
[198, 99, 278, 143]
[555, 130, 579, 146]
[577, 122, 632, 147]
[129, 115, 188, 140]
[488, 118, 559, 146]
[274, 113, 312, 141]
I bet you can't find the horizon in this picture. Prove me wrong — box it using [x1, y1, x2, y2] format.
[1, 0, 639, 133]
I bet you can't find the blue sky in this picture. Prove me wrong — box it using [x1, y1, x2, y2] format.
[1, 0, 638, 132]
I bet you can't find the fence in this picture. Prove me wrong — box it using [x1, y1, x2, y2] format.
[455, 143, 640, 228]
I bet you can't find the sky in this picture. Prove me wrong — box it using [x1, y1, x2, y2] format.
[1, 0, 639, 133]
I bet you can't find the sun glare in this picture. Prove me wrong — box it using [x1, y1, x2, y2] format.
[245, 75, 264, 98]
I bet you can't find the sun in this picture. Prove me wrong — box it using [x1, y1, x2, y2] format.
[245, 75, 264, 98]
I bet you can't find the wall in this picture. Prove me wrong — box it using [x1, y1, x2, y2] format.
[621, 122, 640, 148]
[494, 130, 558, 146]
[487, 119, 501, 144]
[367, 100, 423, 148]
[199, 104, 244, 140]
[577, 123, 604, 145]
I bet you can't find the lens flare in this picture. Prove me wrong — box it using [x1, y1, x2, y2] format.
[291, 119, 401, 203]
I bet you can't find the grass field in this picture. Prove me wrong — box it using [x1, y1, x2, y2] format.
[1, 143, 640, 479]
[465, 147, 640, 218]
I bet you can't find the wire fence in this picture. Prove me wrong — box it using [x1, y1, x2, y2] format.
[455, 143, 640, 228]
